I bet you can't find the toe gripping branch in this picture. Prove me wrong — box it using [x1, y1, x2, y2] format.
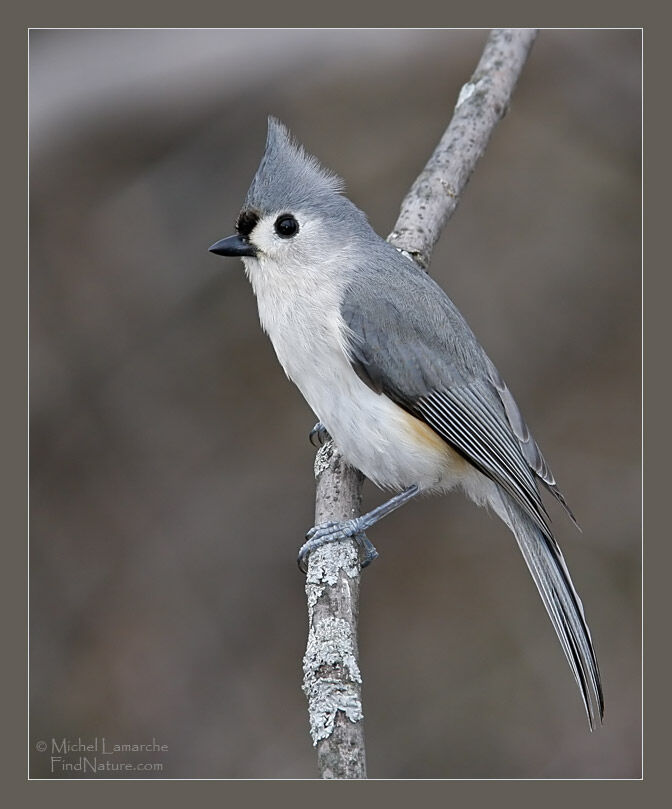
[297, 520, 379, 574]
[297, 484, 420, 574]
[309, 422, 331, 448]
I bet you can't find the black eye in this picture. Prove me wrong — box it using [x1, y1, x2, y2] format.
[274, 214, 299, 239]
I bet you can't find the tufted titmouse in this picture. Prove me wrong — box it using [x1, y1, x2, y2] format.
[209, 118, 603, 728]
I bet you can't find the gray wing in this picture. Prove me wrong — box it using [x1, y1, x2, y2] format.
[341, 267, 574, 533]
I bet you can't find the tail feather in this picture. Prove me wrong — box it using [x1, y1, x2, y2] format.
[499, 495, 604, 728]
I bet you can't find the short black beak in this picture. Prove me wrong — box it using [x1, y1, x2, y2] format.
[208, 234, 258, 257]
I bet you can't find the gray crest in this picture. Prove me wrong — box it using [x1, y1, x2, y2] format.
[244, 117, 347, 216]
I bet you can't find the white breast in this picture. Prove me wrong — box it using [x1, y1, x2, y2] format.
[243, 256, 465, 493]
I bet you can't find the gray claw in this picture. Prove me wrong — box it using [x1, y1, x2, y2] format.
[357, 533, 380, 567]
[309, 422, 331, 447]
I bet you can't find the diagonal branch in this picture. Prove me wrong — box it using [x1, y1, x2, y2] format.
[302, 28, 538, 780]
[389, 28, 538, 267]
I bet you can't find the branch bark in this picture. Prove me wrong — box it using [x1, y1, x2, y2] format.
[302, 28, 538, 780]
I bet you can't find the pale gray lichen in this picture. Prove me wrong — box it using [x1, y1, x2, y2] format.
[313, 441, 334, 478]
[305, 582, 324, 610]
[306, 541, 360, 586]
[303, 616, 363, 744]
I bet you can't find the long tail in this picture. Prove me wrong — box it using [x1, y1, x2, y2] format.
[497, 494, 604, 728]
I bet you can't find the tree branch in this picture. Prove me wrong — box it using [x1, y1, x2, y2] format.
[302, 28, 538, 780]
[389, 28, 538, 267]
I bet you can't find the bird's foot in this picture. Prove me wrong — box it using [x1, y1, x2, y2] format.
[297, 518, 379, 573]
[309, 422, 331, 447]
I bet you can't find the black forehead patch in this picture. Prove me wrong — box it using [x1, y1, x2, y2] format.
[236, 210, 259, 236]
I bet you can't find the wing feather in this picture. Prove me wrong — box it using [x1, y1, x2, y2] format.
[414, 386, 551, 536]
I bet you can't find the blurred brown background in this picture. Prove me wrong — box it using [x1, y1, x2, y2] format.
[29, 29, 641, 778]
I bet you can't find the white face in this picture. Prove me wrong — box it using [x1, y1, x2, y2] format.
[242, 209, 338, 274]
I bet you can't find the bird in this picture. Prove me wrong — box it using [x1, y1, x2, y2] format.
[209, 117, 604, 729]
